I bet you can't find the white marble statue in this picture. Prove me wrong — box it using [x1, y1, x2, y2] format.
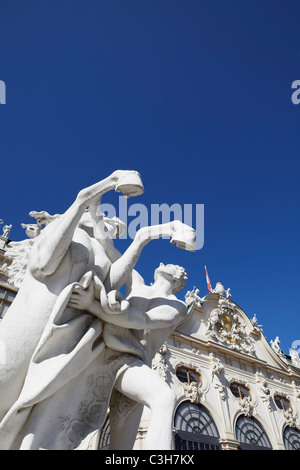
[68, 263, 189, 450]
[0, 170, 196, 450]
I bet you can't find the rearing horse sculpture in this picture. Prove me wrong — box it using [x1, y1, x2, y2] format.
[0, 170, 196, 433]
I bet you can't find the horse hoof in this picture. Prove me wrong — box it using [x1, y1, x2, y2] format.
[115, 171, 144, 198]
[170, 224, 196, 252]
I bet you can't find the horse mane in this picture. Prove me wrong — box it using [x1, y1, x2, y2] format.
[1, 209, 59, 290]
[1, 238, 35, 289]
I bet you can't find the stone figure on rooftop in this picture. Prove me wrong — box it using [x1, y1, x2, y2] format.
[2, 224, 12, 239]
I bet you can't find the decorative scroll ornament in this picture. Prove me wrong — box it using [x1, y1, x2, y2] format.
[206, 298, 256, 356]
[175, 360, 205, 403]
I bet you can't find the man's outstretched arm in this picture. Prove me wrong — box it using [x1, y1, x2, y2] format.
[68, 282, 186, 330]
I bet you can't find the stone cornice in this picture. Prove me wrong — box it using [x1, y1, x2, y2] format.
[170, 330, 300, 382]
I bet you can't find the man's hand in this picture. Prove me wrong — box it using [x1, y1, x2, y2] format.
[68, 281, 95, 311]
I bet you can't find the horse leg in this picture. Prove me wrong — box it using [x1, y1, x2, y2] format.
[106, 221, 195, 292]
[29, 171, 142, 277]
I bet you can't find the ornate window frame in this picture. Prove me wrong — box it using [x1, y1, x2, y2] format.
[174, 360, 208, 403]
[229, 378, 256, 417]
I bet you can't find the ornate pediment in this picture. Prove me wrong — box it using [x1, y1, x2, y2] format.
[206, 298, 256, 356]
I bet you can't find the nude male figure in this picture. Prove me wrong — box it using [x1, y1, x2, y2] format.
[68, 262, 189, 449]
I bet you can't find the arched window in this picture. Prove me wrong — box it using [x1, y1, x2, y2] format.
[235, 415, 272, 450]
[97, 416, 110, 450]
[283, 426, 300, 450]
[174, 401, 221, 450]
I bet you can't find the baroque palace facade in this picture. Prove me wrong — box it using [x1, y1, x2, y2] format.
[1, 226, 300, 450]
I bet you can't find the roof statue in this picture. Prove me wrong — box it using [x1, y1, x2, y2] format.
[250, 314, 263, 333]
[185, 285, 202, 308]
[289, 349, 300, 368]
[2, 224, 12, 239]
[211, 281, 231, 299]
[212, 282, 225, 295]
[270, 336, 285, 357]
[0, 221, 12, 250]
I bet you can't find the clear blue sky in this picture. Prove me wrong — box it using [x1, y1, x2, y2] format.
[0, 0, 299, 354]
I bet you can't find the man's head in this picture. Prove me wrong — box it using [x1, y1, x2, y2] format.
[154, 262, 188, 293]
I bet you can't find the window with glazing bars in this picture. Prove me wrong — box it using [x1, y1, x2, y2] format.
[0, 287, 17, 319]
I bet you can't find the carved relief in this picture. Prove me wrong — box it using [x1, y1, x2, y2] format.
[292, 380, 300, 402]
[255, 372, 271, 410]
[238, 396, 255, 417]
[283, 408, 298, 428]
[209, 352, 225, 400]
[183, 381, 203, 404]
[206, 298, 255, 356]
[152, 343, 169, 382]
[175, 360, 205, 403]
